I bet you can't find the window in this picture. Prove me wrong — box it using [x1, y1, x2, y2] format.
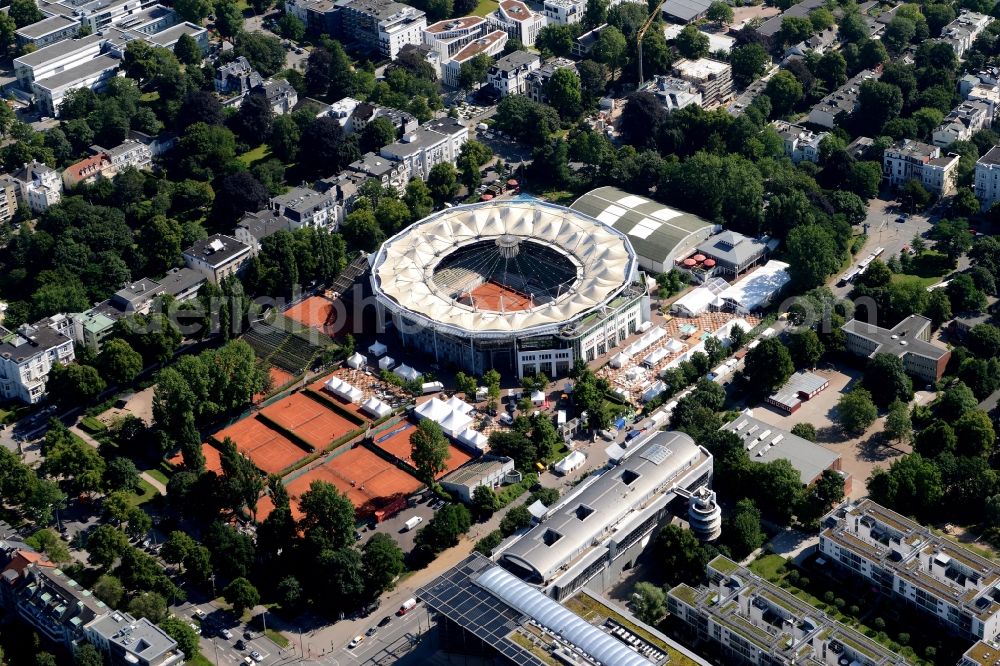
[621, 470, 640, 485]
[542, 529, 561, 546]
[574, 504, 594, 520]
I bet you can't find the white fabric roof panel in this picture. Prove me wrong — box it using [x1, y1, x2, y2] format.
[361, 397, 392, 417]
[475, 567, 654, 666]
[370, 201, 638, 337]
[346, 352, 366, 369]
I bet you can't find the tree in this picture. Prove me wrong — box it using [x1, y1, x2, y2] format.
[97, 339, 143, 386]
[785, 224, 843, 289]
[743, 337, 794, 399]
[362, 533, 404, 596]
[232, 93, 274, 143]
[674, 25, 709, 60]
[74, 644, 103, 666]
[938, 381, 979, 422]
[128, 591, 168, 623]
[458, 53, 493, 91]
[9, 0, 43, 27]
[158, 616, 200, 659]
[93, 574, 125, 607]
[545, 68, 582, 119]
[987, 494, 1000, 529]
[653, 524, 708, 585]
[632, 582, 667, 625]
[816, 51, 847, 89]
[593, 26, 626, 80]
[779, 15, 813, 45]
[729, 499, 764, 558]
[862, 353, 913, 408]
[884, 399, 913, 445]
[46, 363, 106, 408]
[298, 480, 355, 552]
[791, 422, 817, 441]
[764, 71, 803, 117]
[410, 419, 449, 484]
[277, 13, 305, 41]
[175, 0, 213, 23]
[954, 409, 995, 458]
[883, 16, 916, 54]
[868, 454, 943, 518]
[472, 484, 501, 518]
[223, 577, 260, 617]
[102, 458, 141, 494]
[359, 116, 396, 154]
[836, 387, 877, 434]
[174, 32, 203, 66]
[577, 59, 608, 106]
[706, 0, 733, 26]
[788, 329, 823, 369]
[25, 528, 70, 563]
[499, 504, 532, 536]
[86, 524, 130, 568]
[858, 80, 903, 134]
[299, 117, 359, 179]
[427, 162, 459, 204]
[584, 0, 608, 27]
[948, 274, 987, 313]
[536, 24, 576, 58]
[211, 171, 269, 223]
[730, 43, 768, 88]
[214, 0, 244, 42]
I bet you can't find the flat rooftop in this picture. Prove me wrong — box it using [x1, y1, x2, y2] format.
[721, 412, 839, 485]
[16, 15, 77, 39]
[14, 33, 103, 68]
[34, 53, 120, 91]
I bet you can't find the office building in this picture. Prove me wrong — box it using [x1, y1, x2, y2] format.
[423, 16, 489, 60]
[842, 314, 950, 382]
[976, 145, 1000, 211]
[182, 234, 252, 284]
[821, 499, 1000, 641]
[542, 0, 585, 25]
[669, 555, 909, 665]
[806, 69, 879, 129]
[487, 49, 540, 97]
[488, 0, 544, 47]
[883, 139, 959, 196]
[16, 15, 79, 49]
[496, 430, 713, 600]
[86, 613, 184, 666]
[340, 0, 427, 59]
[379, 116, 468, 181]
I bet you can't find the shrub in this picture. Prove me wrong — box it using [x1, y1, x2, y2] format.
[799, 576, 810, 587]
[823, 591, 834, 603]
[897, 633, 909, 645]
[786, 569, 800, 584]
[849, 605, 860, 615]
[874, 617, 886, 630]
[834, 598, 845, 610]
[474, 530, 503, 555]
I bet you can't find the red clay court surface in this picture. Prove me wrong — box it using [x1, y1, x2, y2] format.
[254, 366, 295, 403]
[283, 295, 340, 336]
[306, 377, 373, 422]
[286, 445, 422, 519]
[168, 443, 223, 475]
[212, 417, 309, 474]
[372, 420, 472, 478]
[466, 280, 533, 312]
[258, 393, 359, 450]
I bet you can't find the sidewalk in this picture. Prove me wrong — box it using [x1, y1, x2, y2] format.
[69, 424, 167, 495]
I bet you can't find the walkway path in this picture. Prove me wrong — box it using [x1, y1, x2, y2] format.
[69, 424, 167, 495]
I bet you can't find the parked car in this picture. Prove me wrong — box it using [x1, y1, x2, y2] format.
[235, 640, 247, 651]
[194, 609, 207, 619]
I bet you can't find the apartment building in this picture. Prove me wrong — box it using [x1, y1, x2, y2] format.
[0, 319, 75, 403]
[62, 139, 152, 188]
[234, 210, 294, 255]
[379, 116, 468, 181]
[247, 79, 298, 114]
[671, 58, 732, 107]
[883, 139, 959, 196]
[269, 186, 340, 231]
[772, 120, 827, 164]
[0, 176, 20, 223]
[182, 234, 252, 284]
[940, 10, 993, 58]
[962, 641, 1000, 666]
[976, 145, 1000, 211]
[86, 613, 184, 666]
[932, 100, 993, 147]
[542, 0, 584, 25]
[442, 30, 506, 87]
[646, 75, 702, 112]
[526, 57, 577, 104]
[214, 56, 263, 94]
[344, 151, 411, 190]
[423, 16, 489, 60]
[821, 499, 1000, 642]
[340, 0, 426, 60]
[668, 556, 909, 666]
[488, 0, 544, 47]
[10, 160, 63, 213]
[841, 315, 950, 382]
[806, 69, 879, 129]
[284, 0, 339, 35]
[487, 50, 540, 97]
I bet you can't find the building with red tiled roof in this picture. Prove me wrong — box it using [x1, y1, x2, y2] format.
[442, 29, 508, 87]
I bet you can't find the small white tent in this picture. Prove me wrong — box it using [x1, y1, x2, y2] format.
[361, 396, 392, 418]
[456, 427, 488, 451]
[531, 390, 546, 405]
[444, 395, 473, 414]
[438, 410, 473, 437]
[378, 356, 395, 371]
[415, 397, 451, 422]
[346, 352, 367, 369]
[554, 451, 586, 475]
[394, 364, 420, 382]
[368, 341, 387, 357]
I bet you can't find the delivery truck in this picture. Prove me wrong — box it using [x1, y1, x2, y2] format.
[397, 598, 417, 616]
[403, 516, 423, 532]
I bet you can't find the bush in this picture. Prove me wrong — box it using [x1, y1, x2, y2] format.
[849, 605, 860, 616]
[897, 633, 909, 645]
[80, 416, 108, 434]
[874, 617, 886, 630]
[834, 598, 845, 610]
[786, 569, 800, 584]
[473, 529, 503, 555]
[823, 591, 835, 603]
[799, 576, 810, 587]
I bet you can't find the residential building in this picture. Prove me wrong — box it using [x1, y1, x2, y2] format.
[772, 120, 827, 163]
[755, 0, 825, 38]
[806, 69, 879, 129]
[671, 58, 732, 107]
[0, 176, 20, 223]
[248, 79, 298, 115]
[841, 314, 950, 381]
[440, 456, 515, 502]
[62, 139, 152, 188]
[349, 101, 418, 135]
[646, 75, 702, 112]
[932, 100, 993, 147]
[976, 145, 1000, 211]
[526, 57, 577, 104]
[105, 138, 152, 172]
[821, 499, 1000, 642]
[497, 430, 714, 600]
[668, 555, 909, 666]
[284, 0, 339, 35]
[16, 15, 79, 49]
[783, 25, 837, 59]
[664, 23, 735, 54]
[339, 0, 427, 59]
[573, 23, 605, 58]
[721, 411, 843, 486]
[128, 129, 178, 157]
[86, 614, 184, 666]
[345, 151, 410, 190]
[423, 16, 489, 60]
[182, 234, 252, 284]
[488, 0, 544, 47]
[443, 30, 507, 88]
[542, 0, 584, 25]
[214, 56, 263, 94]
[0, 319, 75, 403]
[234, 210, 294, 255]
[270, 186, 340, 230]
[940, 10, 993, 58]
[845, 135, 875, 160]
[10, 160, 63, 213]
[379, 116, 468, 181]
[156, 267, 205, 303]
[962, 641, 1000, 666]
[660, 0, 712, 23]
[694, 230, 773, 278]
[883, 138, 959, 196]
[315, 170, 364, 212]
[967, 84, 1000, 117]
[487, 49, 540, 97]
[765, 371, 830, 415]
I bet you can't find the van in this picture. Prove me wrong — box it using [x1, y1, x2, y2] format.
[403, 516, 423, 531]
[398, 598, 417, 615]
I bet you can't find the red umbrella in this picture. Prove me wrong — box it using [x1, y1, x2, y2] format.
[507, 179, 518, 186]
[481, 194, 494, 201]
[703, 259, 716, 267]
[683, 258, 696, 267]
[693, 254, 706, 262]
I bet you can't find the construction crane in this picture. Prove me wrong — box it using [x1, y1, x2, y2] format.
[636, 3, 662, 86]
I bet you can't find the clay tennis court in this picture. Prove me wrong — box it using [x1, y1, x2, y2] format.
[258, 393, 359, 450]
[254, 366, 295, 403]
[372, 420, 473, 478]
[167, 442, 223, 475]
[212, 417, 309, 474]
[283, 295, 340, 336]
[306, 376, 373, 422]
[467, 280, 533, 312]
[286, 445, 422, 519]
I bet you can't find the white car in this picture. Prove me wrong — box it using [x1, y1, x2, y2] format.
[220, 629, 233, 640]
[194, 609, 207, 619]
[348, 635, 365, 649]
[250, 651, 263, 663]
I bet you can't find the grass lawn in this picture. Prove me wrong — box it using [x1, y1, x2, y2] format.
[537, 190, 579, 206]
[139, 91, 160, 103]
[146, 468, 169, 485]
[889, 249, 952, 289]
[239, 144, 271, 167]
[472, 0, 498, 16]
[128, 478, 159, 507]
[265, 630, 289, 648]
[189, 655, 213, 666]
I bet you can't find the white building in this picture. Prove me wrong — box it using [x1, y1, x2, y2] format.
[821, 499, 1000, 643]
[423, 15, 489, 60]
[379, 116, 468, 181]
[340, 0, 427, 60]
[440, 456, 515, 502]
[646, 75, 702, 112]
[182, 235, 252, 284]
[248, 79, 298, 114]
[10, 160, 62, 213]
[806, 68, 879, 129]
[269, 186, 340, 231]
[883, 139, 959, 196]
[933, 100, 993, 147]
[542, 0, 585, 25]
[442, 30, 507, 87]
[488, 0, 544, 47]
[671, 58, 732, 107]
[526, 57, 577, 105]
[940, 10, 993, 58]
[62, 139, 152, 188]
[0, 318, 75, 404]
[975, 145, 1000, 211]
[487, 49, 540, 97]
[772, 120, 827, 164]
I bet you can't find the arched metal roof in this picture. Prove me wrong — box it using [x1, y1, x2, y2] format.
[475, 566, 654, 666]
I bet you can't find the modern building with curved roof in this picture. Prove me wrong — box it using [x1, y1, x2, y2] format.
[570, 186, 717, 274]
[370, 199, 650, 377]
[496, 430, 714, 600]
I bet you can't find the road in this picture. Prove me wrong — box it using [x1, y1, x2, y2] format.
[244, 11, 310, 72]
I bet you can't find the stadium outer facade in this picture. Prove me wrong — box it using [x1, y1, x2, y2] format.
[370, 199, 649, 378]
